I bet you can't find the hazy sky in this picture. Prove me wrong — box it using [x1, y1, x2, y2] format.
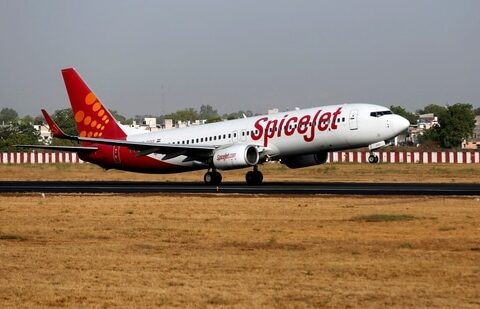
[1, 0, 479, 117]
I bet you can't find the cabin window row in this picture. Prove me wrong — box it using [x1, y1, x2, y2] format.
[172, 132, 239, 145]
[167, 117, 347, 145]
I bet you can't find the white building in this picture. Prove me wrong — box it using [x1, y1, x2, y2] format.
[33, 124, 52, 145]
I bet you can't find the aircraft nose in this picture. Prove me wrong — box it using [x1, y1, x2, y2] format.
[394, 115, 410, 134]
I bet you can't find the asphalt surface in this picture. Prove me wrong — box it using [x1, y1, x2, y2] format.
[0, 181, 479, 195]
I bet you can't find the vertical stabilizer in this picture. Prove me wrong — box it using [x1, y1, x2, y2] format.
[62, 68, 127, 139]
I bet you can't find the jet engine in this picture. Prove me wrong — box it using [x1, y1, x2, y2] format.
[281, 152, 328, 168]
[212, 145, 259, 170]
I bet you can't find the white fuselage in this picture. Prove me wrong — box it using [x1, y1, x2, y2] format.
[126, 103, 409, 168]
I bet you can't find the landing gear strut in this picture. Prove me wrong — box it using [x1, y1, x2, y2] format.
[245, 166, 263, 185]
[368, 153, 379, 164]
[204, 170, 222, 185]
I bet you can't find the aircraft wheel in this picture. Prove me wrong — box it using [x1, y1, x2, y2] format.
[246, 170, 263, 185]
[204, 171, 222, 185]
[368, 154, 379, 164]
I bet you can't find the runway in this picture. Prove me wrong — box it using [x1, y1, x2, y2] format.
[0, 181, 479, 195]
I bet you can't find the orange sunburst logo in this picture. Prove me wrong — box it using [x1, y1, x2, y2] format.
[73, 92, 111, 138]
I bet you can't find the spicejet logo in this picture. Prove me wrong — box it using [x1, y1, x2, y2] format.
[251, 107, 342, 147]
[217, 153, 236, 161]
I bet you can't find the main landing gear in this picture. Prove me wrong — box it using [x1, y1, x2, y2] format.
[203, 166, 264, 185]
[245, 166, 263, 185]
[204, 170, 222, 185]
[368, 153, 379, 164]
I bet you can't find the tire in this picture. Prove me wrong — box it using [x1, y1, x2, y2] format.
[246, 170, 263, 185]
[368, 155, 376, 164]
[204, 171, 222, 185]
[212, 171, 222, 185]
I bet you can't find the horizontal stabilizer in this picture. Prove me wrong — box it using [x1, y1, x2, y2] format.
[15, 145, 97, 152]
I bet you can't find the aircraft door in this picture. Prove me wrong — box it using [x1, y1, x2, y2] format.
[349, 110, 358, 130]
[113, 146, 121, 164]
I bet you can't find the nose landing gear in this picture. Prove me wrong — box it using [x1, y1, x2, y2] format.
[368, 153, 379, 164]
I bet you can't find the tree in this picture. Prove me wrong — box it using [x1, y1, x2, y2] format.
[50, 109, 78, 146]
[0, 108, 18, 124]
[0, 121, 40, 151]
[22, 115, 34, 124]
[205, 115, 222, 123]
[222, 110, 253, 120]
[165, 108, 199, 122]
[419, 103, 475, 149]
[389, 106, 417, 124]
[51, 109, 77, 135]
[416, 104, 447, 117]
[110, 110, 127, 123]
[199, 105, 219, 120]
[437, 103, 476, 148]
[33, 115, 44, 125]
[474, 107, 480, 116]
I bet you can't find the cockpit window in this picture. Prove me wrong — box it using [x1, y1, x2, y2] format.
[370, 110, 393, 117]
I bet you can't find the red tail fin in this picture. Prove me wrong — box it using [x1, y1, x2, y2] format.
[62, 68, 127, 140]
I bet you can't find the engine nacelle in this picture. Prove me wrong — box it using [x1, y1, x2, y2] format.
[281, 152, 328, 168]
[213, 144, 259, 170]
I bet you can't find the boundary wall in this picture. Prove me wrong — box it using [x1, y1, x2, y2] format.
[327, 151, 480, 164]
[1, 152, 82, 164]
[0, 151, 479, 164]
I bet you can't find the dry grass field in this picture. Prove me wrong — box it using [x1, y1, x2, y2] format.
[0, 162, 479, 183]
[0, 163, 479, 307]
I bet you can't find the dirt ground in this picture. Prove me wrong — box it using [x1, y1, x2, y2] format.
[0, 163, 479, 307]
[0, 194, 479, 307]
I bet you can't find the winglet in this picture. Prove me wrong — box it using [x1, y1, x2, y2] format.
[41, 109, 75, 140]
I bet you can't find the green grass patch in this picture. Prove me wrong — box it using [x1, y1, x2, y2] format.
[352, 214, 416, 222]
[399, 242, 414, 249]
[0, 233, 28, 241]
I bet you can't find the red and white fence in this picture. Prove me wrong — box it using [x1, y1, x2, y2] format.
[1, 152, 83, 164]
[0, 151, 479, 164]
[327, 151, 480, 164]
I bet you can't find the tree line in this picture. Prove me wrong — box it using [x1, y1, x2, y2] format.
[390, 103, 478, 148]
[0, 103, 478, 151]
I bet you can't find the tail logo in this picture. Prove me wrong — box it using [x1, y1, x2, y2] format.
[74, 92, 111, 137]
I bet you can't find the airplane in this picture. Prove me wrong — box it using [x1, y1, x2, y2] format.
[18, 68, 410, 185]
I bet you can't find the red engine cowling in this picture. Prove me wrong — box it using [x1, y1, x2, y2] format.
[281, 152, 328, 168]
[213, 145, 259, 170]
